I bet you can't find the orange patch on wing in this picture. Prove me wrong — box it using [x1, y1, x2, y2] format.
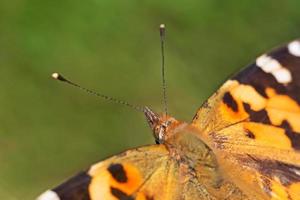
[220, 100, 248, 122]
[216, 81, 246, 121]
[266, 88, 299, 111]
[111, 163, 143, 193]
[89, 168, 112, 199]
[265, 87, 277, 98]
[243, 123, 292, 150]
[219, 82, 268, 122]
[289, 182, 300, 200]
[265, 87, 300, 132]
[270, 180, 290, 200]
[266, 88, 300, 112]
[223, 84, 300, 133]
[267, 109, 300, 132]
[231, 84, 267, 111]
[89, 163, 144, 200]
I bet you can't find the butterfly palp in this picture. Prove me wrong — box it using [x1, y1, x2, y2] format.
[143, 106, 181, 144]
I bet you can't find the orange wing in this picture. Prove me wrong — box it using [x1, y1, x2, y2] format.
[37, 139, 250, 200]
[37, 145, 178, 200]
[192, 39, 300, 199]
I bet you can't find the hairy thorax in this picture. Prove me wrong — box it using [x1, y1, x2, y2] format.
[160, 119, 249, 200]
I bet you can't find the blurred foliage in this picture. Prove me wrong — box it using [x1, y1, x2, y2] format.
[1, 0, 300, 199]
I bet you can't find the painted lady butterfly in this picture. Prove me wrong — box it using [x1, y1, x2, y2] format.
[37, 26, 300, 199]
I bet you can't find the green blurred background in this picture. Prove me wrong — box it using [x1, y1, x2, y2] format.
[1, 0, 300, 199]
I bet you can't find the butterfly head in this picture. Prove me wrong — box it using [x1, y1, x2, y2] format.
[144, 106, 181, 144]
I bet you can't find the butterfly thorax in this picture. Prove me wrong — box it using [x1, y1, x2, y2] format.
[144, 107, 220, 182]
[144, 107, 251, 199]
[144, 106, 216, 165]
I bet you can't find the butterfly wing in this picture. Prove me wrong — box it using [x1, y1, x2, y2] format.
[37, 145, 177, 200]
[192, 39, 300, 199]
[37, 142, 251, 200]
[36, 144, 221, 200]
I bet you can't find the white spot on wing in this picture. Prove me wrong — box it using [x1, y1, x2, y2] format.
[272, 68, 292, 84]
[36, 190, 60, 200]
[256, 54, 292, 84]
[288, 40, 300, 57]
[256, 55, 281, 72]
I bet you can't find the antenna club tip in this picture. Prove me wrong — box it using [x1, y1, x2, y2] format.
[51, 72, 60, 79]
[51, 72, 67, 82]
[160, 24, 165, 29]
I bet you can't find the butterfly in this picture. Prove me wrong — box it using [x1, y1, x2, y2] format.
[37, 38, 300, 200]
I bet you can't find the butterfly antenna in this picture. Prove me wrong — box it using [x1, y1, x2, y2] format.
[51, 72, 145, 112]
[160, 24, 168, 116]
